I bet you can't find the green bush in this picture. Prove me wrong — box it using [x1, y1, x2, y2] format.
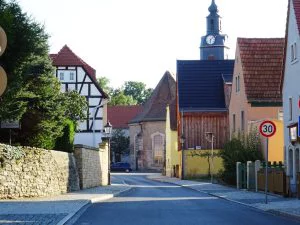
[54, 120, 75, 153]
[220, 129, 263, 185]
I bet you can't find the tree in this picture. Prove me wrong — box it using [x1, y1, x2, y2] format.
[110, 129, 130, 162]
[0, 0, 87, 149]
[97, 76, 113, 96]
[0, 0, 51, 121]
[62, 90, 88, 123]
[220, 129, 263, 185]
[124, 81, 153, 104]
[19, 73, 67, 149]
[109, 89, 137, 106]
[55, 119, 75, 152]
[96, 76, 153, 106]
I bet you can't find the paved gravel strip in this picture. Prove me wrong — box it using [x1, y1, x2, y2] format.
[0, 213, 67, 225]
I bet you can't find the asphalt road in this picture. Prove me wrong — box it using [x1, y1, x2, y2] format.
[72, 173, 300, 225]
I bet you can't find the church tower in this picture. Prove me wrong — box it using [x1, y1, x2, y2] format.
[200, 0, 228, 60]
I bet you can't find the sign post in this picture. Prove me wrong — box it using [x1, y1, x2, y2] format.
[259, 120, 276, 204]
[1, 121, 20, 145]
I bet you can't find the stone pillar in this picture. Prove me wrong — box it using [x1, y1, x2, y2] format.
[247, 161, 255, 190]
[74, 143, 109, 189]
[255, 160, 261, 192]
[236, 162, 241, 189]
[99, 139, 109, 186]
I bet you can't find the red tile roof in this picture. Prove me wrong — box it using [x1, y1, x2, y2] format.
[50, 45, 108, 98]
[293, 0, 300, 34]
[51, 45, 96, 78]
[108, 105, 143, 129]
[238, 38, 285, 103]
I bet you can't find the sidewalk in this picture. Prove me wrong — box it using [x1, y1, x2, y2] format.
[148, 174, 300, 220]
[0, 176, 131, 225]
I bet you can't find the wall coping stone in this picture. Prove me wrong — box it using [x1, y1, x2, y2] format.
[74, 144, 99, 151]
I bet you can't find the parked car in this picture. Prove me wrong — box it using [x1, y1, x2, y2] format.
[110, 162, 132, 173]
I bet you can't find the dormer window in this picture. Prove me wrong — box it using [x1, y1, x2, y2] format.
[70, 72, 74, 81]
[59, 72, 64, 80]
[291, 42, 297, 62]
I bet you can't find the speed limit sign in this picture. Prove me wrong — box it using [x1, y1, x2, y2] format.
[259, 120, 276, 204]
[259, 120, 276, 138]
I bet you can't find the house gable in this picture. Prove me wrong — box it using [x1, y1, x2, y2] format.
[50, 45, 108, 147]
[238, 38, 285, 103]
[229, 44, 249, 136]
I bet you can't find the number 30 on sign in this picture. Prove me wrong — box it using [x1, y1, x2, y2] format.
[259, 120, 276, 138]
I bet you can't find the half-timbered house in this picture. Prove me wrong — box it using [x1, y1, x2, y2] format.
[50, 45, 108, 147]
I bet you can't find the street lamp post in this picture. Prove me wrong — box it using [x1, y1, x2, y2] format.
[180, 135, 185, 180]
[104, 121, 112, 185]
[205, 132, 214, 184]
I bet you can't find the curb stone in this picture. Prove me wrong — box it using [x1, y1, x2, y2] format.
[62, 186, 132, 225]
[148, 176, 300, 222]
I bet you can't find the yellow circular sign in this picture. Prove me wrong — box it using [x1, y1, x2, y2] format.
[0, 26, 7, 57]
[0, 66, 7, 96]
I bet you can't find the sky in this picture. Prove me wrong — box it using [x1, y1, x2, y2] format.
[17, 0, 288, 89]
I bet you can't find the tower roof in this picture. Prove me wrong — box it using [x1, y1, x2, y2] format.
[129, 71, 176, 123]
[208, 0, 218, 13]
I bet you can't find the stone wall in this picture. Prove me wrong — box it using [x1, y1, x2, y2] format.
[74, 141, 109, 189]
[129, 121, 166, 171]
[0, 144, 80, 199]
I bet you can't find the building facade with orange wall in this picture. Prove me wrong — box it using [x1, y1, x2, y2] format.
[229, 38, 285, 162]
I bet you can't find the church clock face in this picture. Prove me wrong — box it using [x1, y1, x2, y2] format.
[206, 35, 215, 45]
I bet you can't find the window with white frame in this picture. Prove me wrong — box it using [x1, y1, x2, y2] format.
[70, 72, 74, 81]
[291, 42, 297, 62]
[59, 72, 64, 81]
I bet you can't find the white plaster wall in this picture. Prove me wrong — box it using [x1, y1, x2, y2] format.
[85, 76, 92, 82]
[89, 119, 103, 130]
[77, 67, 86, 82]
[78, 121, 87, 130]
[68, 84, 76, 91]
[81, 84, 89, 96]
[283, 0, 300, 191]
[74, 132, 103, 148]
[88, 107, 104, 118]
[91, 85, 101, 95]
[89, 98, 100, 106]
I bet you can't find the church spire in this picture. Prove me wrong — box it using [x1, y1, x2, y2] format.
[208, 0, 218, 13]
[206, 0, 220, 35]
[200, 0, 228, 60]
